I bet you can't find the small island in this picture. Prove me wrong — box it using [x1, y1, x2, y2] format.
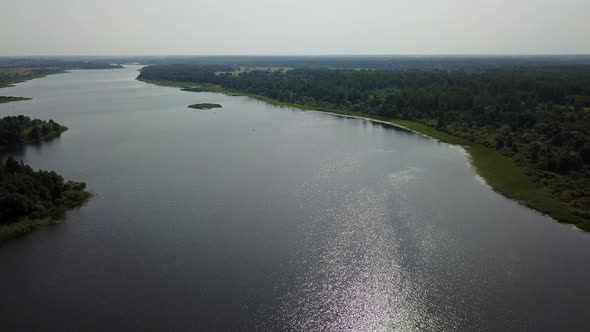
[188, 103, 222, 110]
[0, 96, 31, 104]
[0, 115, 68, 148]
[0, 156, 92, 243]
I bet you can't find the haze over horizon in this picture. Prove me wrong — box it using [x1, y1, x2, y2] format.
[2, 0, 589, 56]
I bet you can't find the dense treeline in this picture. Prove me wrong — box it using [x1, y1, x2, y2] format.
[0, 116, 90, 241]
[140, 64, 233, 83]
[139, 64, 590, 223]
[5, 55, 590, 71]
[0, 156, 90, 224]
[0, 115, 68, 147]
[130, 55, 590, 71]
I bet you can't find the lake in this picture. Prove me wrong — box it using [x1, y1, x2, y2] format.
[1, 66, 590, 331]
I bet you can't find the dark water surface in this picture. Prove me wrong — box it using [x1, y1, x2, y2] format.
[1, 66, 590, 331]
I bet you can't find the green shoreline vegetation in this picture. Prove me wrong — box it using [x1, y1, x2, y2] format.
[138, 66, 590, 231]
[0, 156, 92, 244]
[0, 60, 124, 244]
[0, 116, 91, 244]
[188, 103, 222, 110]
[0, 115, 68, 148]
[0, 96, 31, 104]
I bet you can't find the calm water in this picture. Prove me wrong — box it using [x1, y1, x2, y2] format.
[1, 66, 590, 331]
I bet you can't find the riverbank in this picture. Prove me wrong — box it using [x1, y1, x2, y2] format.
[0, 96, 31, 104]
[0, 116, 69, 150]
[0, 117, 91, 245]
[0, 201, 92, 246]
[0, 194, 92, 244]
[0, 162, 92, 245]
[139, 78, 588, 231]
[0, 68, 66, 88]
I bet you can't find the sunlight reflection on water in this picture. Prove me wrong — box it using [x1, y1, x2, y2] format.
[275, 163, 463, 331]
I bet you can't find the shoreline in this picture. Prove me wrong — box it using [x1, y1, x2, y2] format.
[138, 78, 588, 232]
[0, 69, 67, 89]
[0, 193, 92, 245]
[0, 126, 68, 151]
[0, 96, 32, 104]
[0, 114, 91, 245]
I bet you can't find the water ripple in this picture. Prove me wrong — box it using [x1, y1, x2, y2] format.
[271, 161, 462, 331]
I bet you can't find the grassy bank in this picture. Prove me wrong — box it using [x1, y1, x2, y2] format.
[0, 192, 92, 245]
[139, 78, 586, 230]
[0, 218, 55, 243]
[392, 120, 585, 227]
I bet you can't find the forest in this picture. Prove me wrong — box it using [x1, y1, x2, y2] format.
[0, 156, 90, 224]
[125, 55, 590, 71]
[0, 116, 89, 241]
[139, 64, 590, 227]
[0, 115, 68, 148]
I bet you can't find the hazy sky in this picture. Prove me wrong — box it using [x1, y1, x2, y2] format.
[2, 0, 589, 55]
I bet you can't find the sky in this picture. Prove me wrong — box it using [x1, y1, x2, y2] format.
[1, 0, 589, 56]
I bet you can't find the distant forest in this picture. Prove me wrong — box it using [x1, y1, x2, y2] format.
[139, 63, 590, 223]
[131, 55, 590, 71]
[5, 55, 590, 71]
[0, 59, 122, 88]
[0, 68, 64, 88]
[0, 58, 122, 70]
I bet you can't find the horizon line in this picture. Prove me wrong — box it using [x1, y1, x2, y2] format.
[2, 53, 590, 58]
